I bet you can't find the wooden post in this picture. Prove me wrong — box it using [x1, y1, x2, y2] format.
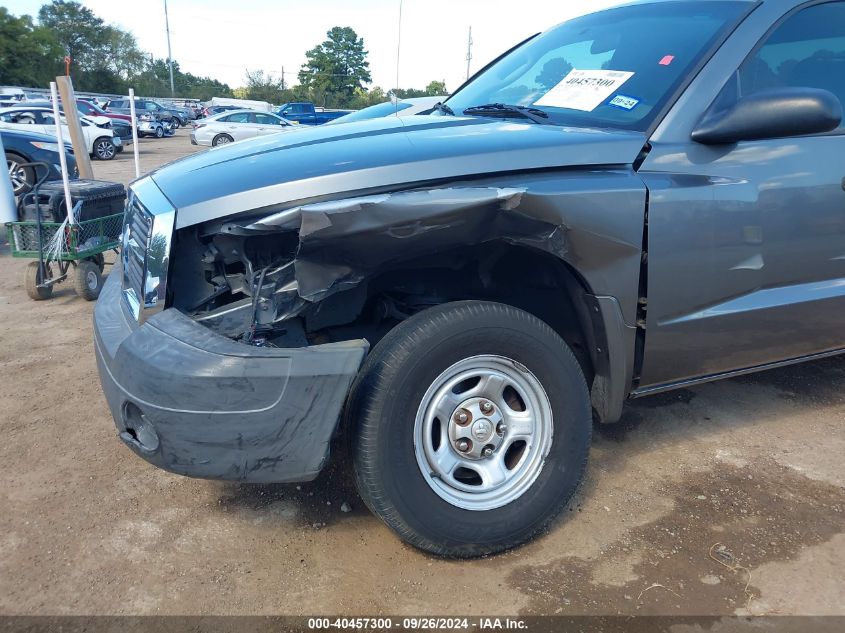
[56, 75, 94, 180]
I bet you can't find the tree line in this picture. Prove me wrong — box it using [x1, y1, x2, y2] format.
[0, 2, 448, 107]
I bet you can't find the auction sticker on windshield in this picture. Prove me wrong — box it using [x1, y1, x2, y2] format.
[534, 69, 635, 112]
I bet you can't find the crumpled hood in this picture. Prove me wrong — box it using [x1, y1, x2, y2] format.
[149, 114, 647, 229]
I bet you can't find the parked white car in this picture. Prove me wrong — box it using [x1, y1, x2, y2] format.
[327, 96, 445, 125]
[0, 106, 121, 160]
[190, 110, 296, 147]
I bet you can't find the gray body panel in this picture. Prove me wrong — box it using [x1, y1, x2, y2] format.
[638, 0, 845, 388]
[94, 271, 368, 482]
[148, 115, 647, 229]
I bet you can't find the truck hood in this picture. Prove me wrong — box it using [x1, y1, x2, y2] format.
[148, 115, 647, 229]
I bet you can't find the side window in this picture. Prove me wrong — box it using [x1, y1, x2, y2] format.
[78, 102, 94, 114]
[255, 113, 281, 125]
[227, 112, 252, 123]
[737, 2, 845, 113]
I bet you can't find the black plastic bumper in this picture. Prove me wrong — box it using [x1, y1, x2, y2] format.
[93, 270, 368, 483]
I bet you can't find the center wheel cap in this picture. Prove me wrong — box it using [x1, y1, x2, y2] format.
[471, 419, 492, 441]
[448, 397, 505, 460]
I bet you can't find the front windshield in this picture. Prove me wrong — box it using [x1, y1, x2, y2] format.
[446, 1, 749, 131]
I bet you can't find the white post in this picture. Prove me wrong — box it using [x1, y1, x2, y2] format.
[0, 132, 17, 224]
[129, 88, 140, 178]
[49, 81, 74, 224]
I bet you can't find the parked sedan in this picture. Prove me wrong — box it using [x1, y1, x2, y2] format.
[0, 106, 121, 160]
[190, 110, 296, 147]
[328, 96, 444, 125]
[23, 99, 133, 147]
[2, 128, 78, 196]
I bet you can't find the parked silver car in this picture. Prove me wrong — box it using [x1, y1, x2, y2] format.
[328, 96, 445, 125]
[190, 110, 295, 147]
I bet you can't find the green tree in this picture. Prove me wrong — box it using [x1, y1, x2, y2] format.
[298, 26, 371, 108]
[0, 8, 62, 86]
[425, 80, 448, 96]
[37, 0, 104, 71]
[243, 69, 286, 104]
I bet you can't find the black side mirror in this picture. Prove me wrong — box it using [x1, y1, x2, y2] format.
[692, 87, 842, 145]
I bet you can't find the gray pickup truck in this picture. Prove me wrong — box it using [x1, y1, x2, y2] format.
[94, 0, 844, 557]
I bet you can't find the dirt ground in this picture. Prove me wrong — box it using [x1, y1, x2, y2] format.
[0, 129, 843, 617]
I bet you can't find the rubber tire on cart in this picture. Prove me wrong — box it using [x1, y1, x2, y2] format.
[74, 259, 103, 301]
[93, 253, 105, 273]
[212, 134, 234, 147]
[347, 300, 592, 558]
[155, 125, 164, 139]
[93, 137, 116, 160]
[24, 261, 53, 301]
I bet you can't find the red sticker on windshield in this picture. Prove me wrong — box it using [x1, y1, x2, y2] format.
[659, 55, 675, 66]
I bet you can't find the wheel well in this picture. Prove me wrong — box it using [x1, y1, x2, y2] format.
[303, 242, 604, 385]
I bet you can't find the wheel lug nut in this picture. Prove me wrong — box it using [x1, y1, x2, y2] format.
[481, 446, 494, 457]
[456, 440, 470, 452]
[480, 401, 493, 414]
[496, 423, 506, 436]
[454, 409, 470, 424]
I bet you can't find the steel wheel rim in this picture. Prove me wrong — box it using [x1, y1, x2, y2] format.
[96, 140, 114, 159]
[7, 160, 27, 193]
[414, 354, 554, 511]
[86, 270, 98, 290]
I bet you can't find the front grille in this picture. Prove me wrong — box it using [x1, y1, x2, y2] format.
[121, 196, 153, 316]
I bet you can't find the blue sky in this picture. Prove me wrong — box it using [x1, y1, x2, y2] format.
[4, 0, 623, 92]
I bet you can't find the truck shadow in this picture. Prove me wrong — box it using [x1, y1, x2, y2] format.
[215, 353, 845, 531]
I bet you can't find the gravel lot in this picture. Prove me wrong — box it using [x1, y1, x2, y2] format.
[0, 129, 843, 617]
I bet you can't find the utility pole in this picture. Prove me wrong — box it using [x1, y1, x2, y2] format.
[395, 0, 404, 96]
[281, 66, 285, 91]
[466, 26, 473, 81]
[164, 0, 175, 97]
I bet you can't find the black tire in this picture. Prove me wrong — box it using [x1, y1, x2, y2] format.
[24, 262, 53, 301]
[93, 137, 116, 160]
[73, 259, 103, 301]
[348, 301, 591, 558]
[171, 118, 181, 129]
[155, 125, 164, 139]
[6, 151, 35, 196]
[212, 134, 234, 147]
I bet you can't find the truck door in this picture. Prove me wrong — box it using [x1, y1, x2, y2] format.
[637, 1, 845, 389]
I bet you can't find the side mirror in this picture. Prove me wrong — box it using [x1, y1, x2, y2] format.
[692, 87, 842, 145]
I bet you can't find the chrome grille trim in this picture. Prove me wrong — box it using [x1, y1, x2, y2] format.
[120, 177, 177, 324]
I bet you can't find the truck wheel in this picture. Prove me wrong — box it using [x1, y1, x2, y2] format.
[93, 137, 116, 160]
[24, 262, 53, 301]
[73, 259, 103, 301]
[171, 118, 181, 129]
[212, 134, 233, 147]
[348, 301, 591, 557]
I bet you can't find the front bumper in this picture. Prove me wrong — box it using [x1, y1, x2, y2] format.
[94, 270, 369, 483]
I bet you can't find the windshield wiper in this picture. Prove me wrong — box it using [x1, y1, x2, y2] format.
[461, 103, 552, 125]
[431, 101, 455, 116]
